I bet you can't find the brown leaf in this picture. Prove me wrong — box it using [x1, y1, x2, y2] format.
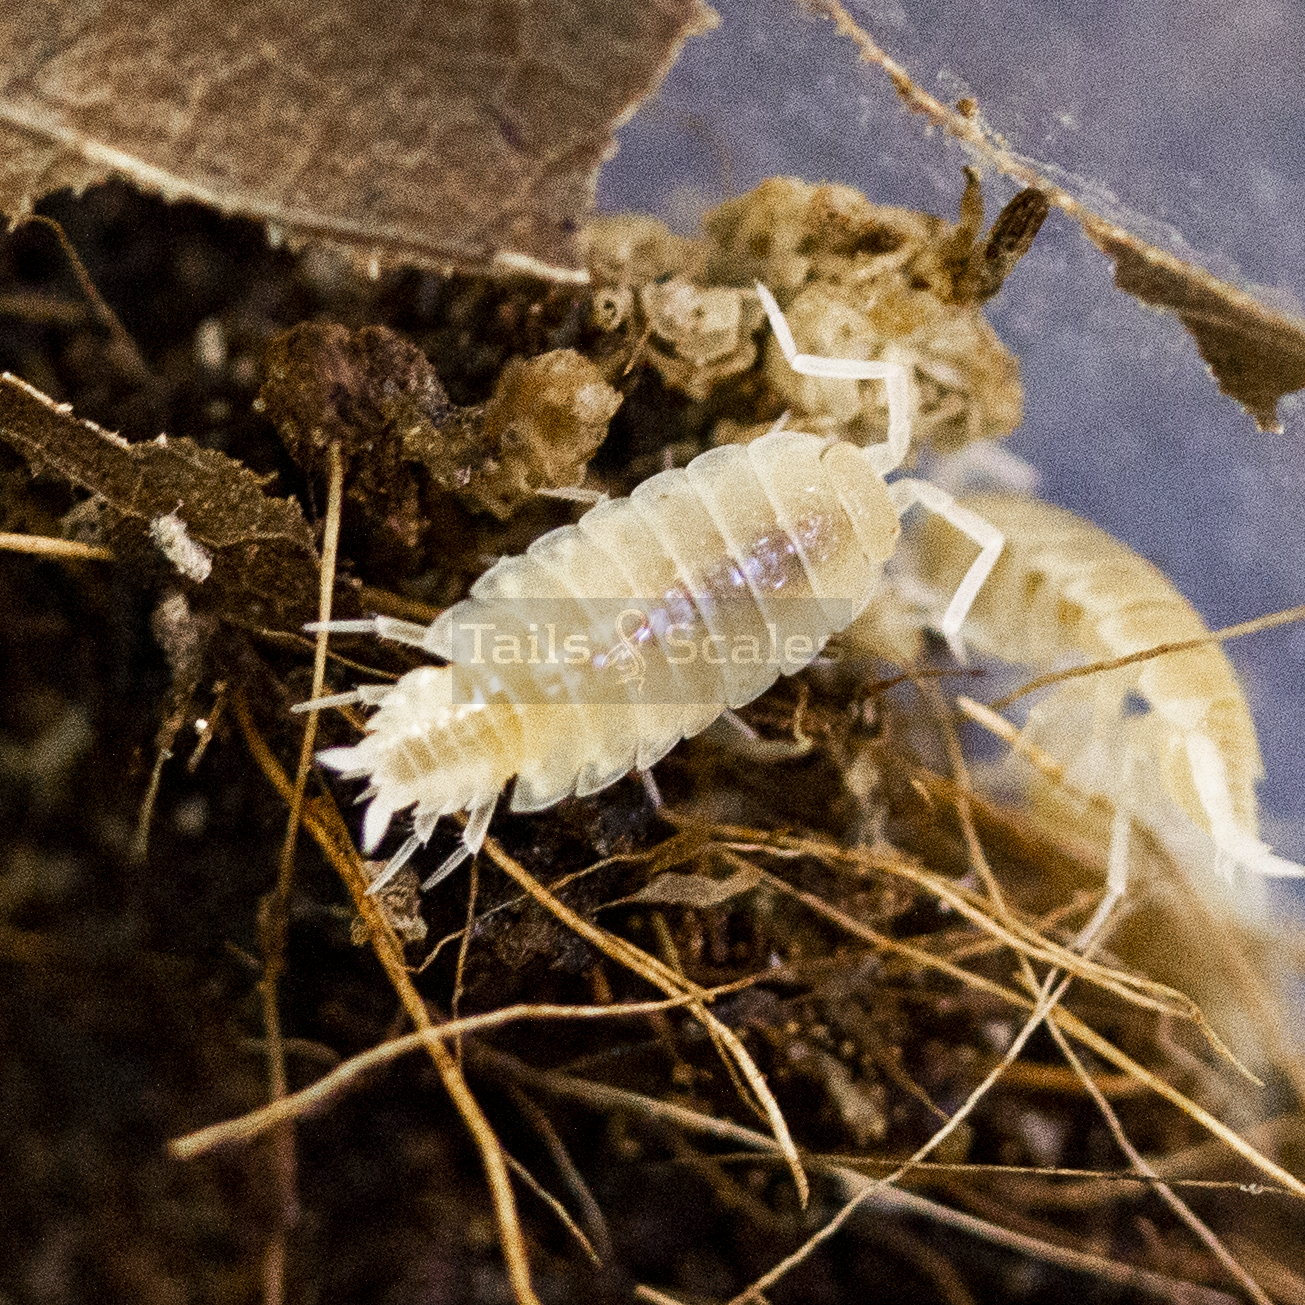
[0, 0, 717, 282]
[808, 0, 1305, 432]
[0, 372, 321, 626]
[1088, 233, 1305, 434]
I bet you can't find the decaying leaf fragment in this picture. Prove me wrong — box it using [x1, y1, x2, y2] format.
[258, 323, 444, 506]
[809, 0, 1305, 431]
[259, 322, 620, 522]
[1089, 232, 1305, 433]
[0, 0, 717, 282]
[0, 372, 320, 626]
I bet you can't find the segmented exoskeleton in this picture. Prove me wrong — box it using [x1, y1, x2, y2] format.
[912, 492, 1305, 909]
[300, 286, 1003, 892]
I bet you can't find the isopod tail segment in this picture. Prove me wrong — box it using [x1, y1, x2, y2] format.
[293, 616, 493, 893]
[1084, 725, 1305, 944]
[297, 287, 1005, 898]
[1184, 733, 1305, 881]
[293, 646, 496, 895]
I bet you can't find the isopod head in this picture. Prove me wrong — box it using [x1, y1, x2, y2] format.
[820, 440, 901, 562]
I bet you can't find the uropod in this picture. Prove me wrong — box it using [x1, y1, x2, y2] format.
[299, 285, 1004, 893]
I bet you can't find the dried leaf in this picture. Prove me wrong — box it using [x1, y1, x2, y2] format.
[1086, 233, 1305, 433]
[809, 0, 1305, 431]
[0, 372, 321, 626]
[0, 0, 717, 282]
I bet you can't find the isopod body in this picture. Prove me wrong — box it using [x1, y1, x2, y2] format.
[307, 285, 1002, 888]
[914, 492, 1303, 885]
[319, 431, 903, 864]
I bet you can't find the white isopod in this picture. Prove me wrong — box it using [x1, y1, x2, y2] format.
[912, 491, 1305, 916]
[300, 285, 1004, 892]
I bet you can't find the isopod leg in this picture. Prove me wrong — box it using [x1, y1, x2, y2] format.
[421, 797, 498, 891]
[365, 833, 423, 896]
[1075, 754, 1135, 950]
[535, 485, 608, 505]
[709, 708, 814, 762]
[291, 688, 366, 713]
[304, 614, 451, 658]
[639, 768, 663, 809]
[755, 281, 916, 475]
[421, 847, 467, 892]
[888, 479, 1004, 642]
[304, 618, 388, 636]
[292, 684, 394, 713]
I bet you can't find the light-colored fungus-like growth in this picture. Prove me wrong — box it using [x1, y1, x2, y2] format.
[395, 348, 621, 520]
[705, 176, 1026, 453]
[150, 512, 213, 583]
[470, 350, 622, 519]
[637, 277, 766, 401]
[586, 174, 1030, 452]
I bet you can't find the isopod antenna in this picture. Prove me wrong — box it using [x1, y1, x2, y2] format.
[755, 281, 914, 475]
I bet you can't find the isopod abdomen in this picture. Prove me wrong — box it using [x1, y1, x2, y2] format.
[913, 491, 1304, 893]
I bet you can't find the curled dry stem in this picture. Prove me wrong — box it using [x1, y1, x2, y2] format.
[724, 677, 1075, 1301]
[725, 962, 1079, 1303]
[939, 684, 1270, 1302]
[701, 814, 1240, 1059]
[488, 1048, 1267, 1304]
[170, 987, 756, 1159]
[500, 1149, 601, 1267]
[415, 834, 700, 973]
[0, 532, 114, 561]
[682, 832, 1305, 1200]
[1046, 1018, 1273, 1305]
[257, 440, 343, 1305]
[6, 214, 150, 381]
[727, 672, 1285, 1302]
